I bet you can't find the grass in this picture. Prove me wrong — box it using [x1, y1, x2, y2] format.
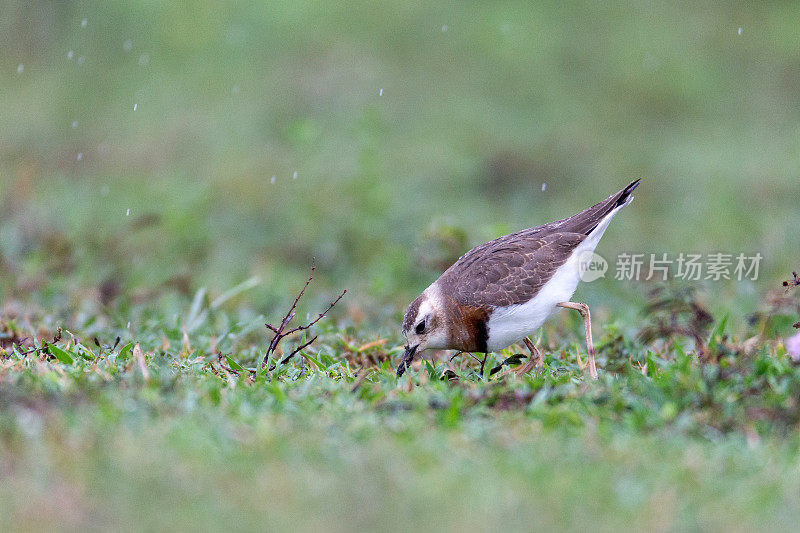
[3, 282, 800, 531]
[3, 1, 800, 530]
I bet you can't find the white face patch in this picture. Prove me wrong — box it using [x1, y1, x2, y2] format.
[416, 300, 434, 323]
[403, 284, 448, 351]
[419, 283, 444, 317]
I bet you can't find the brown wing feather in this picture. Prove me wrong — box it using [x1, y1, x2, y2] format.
[442, 231, 585, 309]
[439, 180, 640, 309]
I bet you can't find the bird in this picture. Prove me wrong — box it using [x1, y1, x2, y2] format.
[397, 179, 641, 379]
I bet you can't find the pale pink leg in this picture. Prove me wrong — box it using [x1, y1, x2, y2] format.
[522, 337, 543, 369]
[557, 302, 598, 380]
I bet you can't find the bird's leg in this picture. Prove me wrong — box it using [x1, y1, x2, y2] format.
[514, 338, 543, 375]
[557, 302, 598, 380]
[522, 337, 543, 369]
[479, 353, 488, 376]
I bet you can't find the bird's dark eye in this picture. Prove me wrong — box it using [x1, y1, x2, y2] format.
[415, 321, 426, 334]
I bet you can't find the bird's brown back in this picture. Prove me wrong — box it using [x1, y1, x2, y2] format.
[438, 179, 640, 310]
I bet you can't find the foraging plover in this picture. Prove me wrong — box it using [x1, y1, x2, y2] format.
[398, 179, 641, 379]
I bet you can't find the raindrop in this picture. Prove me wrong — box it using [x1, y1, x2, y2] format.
[293, 171, 298, 179]
[541, 183, 547, 192]
[81, 18, 87, 28]
[77, 152, 83, 161]
[123, 40, 133, 51]
[738, 27, 742, 35]
[127, 322, 131, 329]
[126, 208, 131, 216]
[72, 120, 78, 129]
[379, 88, 383, 96]
[16, 64, 23, 74]
[441, 25, 448, 32]
[270, 176, 276, 184]
[133, 103, 138, 111]
[67, 50, 74, 60]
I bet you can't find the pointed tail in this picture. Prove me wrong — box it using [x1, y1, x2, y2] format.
[563, 179, 641, 235]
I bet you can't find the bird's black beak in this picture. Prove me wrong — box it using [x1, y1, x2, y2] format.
[396, 344, 418, 377]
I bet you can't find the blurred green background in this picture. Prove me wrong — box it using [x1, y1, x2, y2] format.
[2, 0, 798, 327]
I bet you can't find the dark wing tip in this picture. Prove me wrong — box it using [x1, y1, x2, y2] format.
[625, 178, 642, 193]
[615, 178, 641, 207]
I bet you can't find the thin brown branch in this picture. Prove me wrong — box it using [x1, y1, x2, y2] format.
[281, 265, 315, 328]
[216, 352, 240, 375]
[284, 290, 347, 337]
[12, 328, 65, 358]
[783, 271, 800, 294]
[280, 335, 317, 365]
[449, 351, 464, 362]
[261, 263, 345, 370]
[351, 368, 369, 392]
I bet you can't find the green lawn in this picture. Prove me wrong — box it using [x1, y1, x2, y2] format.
[2, 289, 800, 531]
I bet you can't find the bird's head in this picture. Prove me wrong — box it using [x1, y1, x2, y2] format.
[398, 288, 447, 375]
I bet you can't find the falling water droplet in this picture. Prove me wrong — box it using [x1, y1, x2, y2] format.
[67, 50, 74, 60]
[441, 25, 448, 32]
[126, 208, 131, 216]
[16, 64, 23, 74]
[133, 103, 138, 111]
[77, 153, 83, 161]
[270, 176, 276, 184]
[72, 120, 78, 129]
[738, 27, 742, 35]
[379, 88, 383, 96]
[81, 19, 87, 28]
[541, 183, 547, 192]
[293, 171, 298, 179]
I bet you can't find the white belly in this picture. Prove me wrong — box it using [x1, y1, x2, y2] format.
[484, 206, 620, 352]
[485, 250, 583, 351]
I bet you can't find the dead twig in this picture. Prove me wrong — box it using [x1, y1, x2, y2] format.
[351, 367, 369, 392]
[783, 271, 800, 294]
[11, 327, 63, 358]
[280, 335, 317, 365]
[263, 263, 346, 368]
[782, 272, 800, 330]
